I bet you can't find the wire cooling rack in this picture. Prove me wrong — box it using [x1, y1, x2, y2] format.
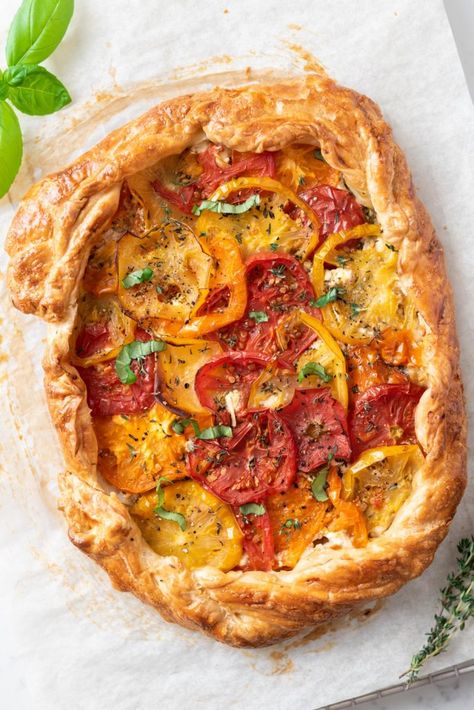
[317, 659, 474, 709]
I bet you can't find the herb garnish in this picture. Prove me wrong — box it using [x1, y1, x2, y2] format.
[270, 264, 286, 278]
[192, 194, 260, 216]
[311, 287, 343, 308]
[115, 340, 166, 384]
[403, 537, 474, 683]
[280, 518, 302, 533]
[313, 149, 325, 161]
[240, 503, 266, 516]
[154, 476, 186, 531]
[385, 243, 398, 252]
[311, 466, 329, 502]
[350, 303, 365, 317]
[171, 418, 232, 440]
[270, 242, 278, 252]
[0, 0, 74, 197]
[121, 267, 154, 288]
[297, 362, 333, 384]
[249, 310, 269, 324]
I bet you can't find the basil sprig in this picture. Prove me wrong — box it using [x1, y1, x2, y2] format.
[171, 417, 232, 440]
[240, 503, 266, 517]
[115, 340, 166, 384]
[154, 477, 186, 531]
[248, 310, 269, 324]
[311, 467, 329, 502]
[297, 362, 333, 384]
[0, 0, 74, 197]
[121, 267, 154, 289]
[192, 194, 260, 216]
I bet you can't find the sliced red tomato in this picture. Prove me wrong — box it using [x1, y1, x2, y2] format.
[77, 329, 156, 417]
[279, 388, 351, 472]
[349, 383, 424, 458]
[235, 508, 275, 571]
[194, 352, 270, 421]
[75, 322, 111, 360]
[291, 185, 365, 241]
[152, 146, 277, 213]
[217, 252, 319, 359]
[186, 411, 297, 505]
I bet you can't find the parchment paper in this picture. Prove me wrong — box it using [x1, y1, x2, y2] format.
[1, 1, 473, 709]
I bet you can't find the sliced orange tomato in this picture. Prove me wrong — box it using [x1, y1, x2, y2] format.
[312, 225, 412, 344]
[275, 144, 340, 192]
[195, 176, 321, 260]
[346, 342, 409, 397]
[156, 337, 223, 415]
[341, 445, 423, 536]
[130, 480, 243, 571]
[326, 467, 368, 547]
[94, 402, 191, 493]
[266, 477, 328, 569]
[117, 221, 213, 324]
[295, 311, 348, 409]
[247, 363, 296, 411]
[150, 232, 247, 338]
[71, 293, 136, 367]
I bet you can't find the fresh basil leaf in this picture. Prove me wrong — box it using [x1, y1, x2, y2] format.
[0, 101, 23, 198]
[154, 476, 186, 531]
[192, 194, 260, 216]
[297, 361, 333, 384]
[155, 506, 187, 531]
[0, 75, 8, 101]
[6, 0, 74, 66]
[313, 287, 341, 308]
[171, 418, 200, 436]
[4, 64, 71, 116]
[115, 339, 166, 384]
[197, 425, 233, 440]
[311, 467, 329, 502]
[121, 266, 153, 289]
[240, 503, 266, 516]
[249, 310, 269, 324]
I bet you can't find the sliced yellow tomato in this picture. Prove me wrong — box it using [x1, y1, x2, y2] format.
[195, 176, 321, 260]
[71, 293, 136, 367]
[94, 402, 190, 493]
[117, 222, 213, 324]
[295, 311, 348, 409]
[312, 225, 411, 344]
[342, 445, 424, 536]
[247, 364, 296, 411]
[275, 144, 341, 192]
[267, 477, 328, 569]
[156, 337, 223, 415]
[326, 467, 368, 547]
[130, 480, 243, 571]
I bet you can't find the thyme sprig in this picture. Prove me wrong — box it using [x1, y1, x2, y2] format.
[403, 536, 474, 684]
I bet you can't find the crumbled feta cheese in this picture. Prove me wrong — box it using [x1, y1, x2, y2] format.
[324, 267, 355, 288]
[225, 390, 241, 427]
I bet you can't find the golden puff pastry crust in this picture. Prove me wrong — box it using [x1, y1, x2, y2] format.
[6, 72, 466, 647]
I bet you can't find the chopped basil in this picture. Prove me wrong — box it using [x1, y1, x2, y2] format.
[126, 442, 137, 461]
[281, 518, 302, 530]
[270, 242, 278, 252]
[155, 284, 163, 294]
[249, 310, 269, 324]
[312, 287, 342, 308]
[298, 176, 305, 185]
[313, 149, 325, 162]
[197, 425, 233, 440]
[350, 302, 364, 317]
[121, 267, 154, 288]
[336, 254, 349, 266]
[311, 467, 329, 502]
[297, 361, 333, 384]
[385, 243, 398, 252]
[115, 339, 166, 384]
[192, 194, 260, 216]
[154, 476, 186, 531]
[240, 502, 266, 516]
[270, 263, 286, 278]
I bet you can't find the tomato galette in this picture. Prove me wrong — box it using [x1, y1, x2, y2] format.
[6, 75, 466, 646]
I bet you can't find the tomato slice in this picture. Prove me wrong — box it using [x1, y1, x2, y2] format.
[346, 343, 408, 398]
[194, 352, 270, 421]
[71, 294, 136, 367]
[349, 383, 424, 458]
[294, 185, 365, 240]
[187, 411, 297, 505]
[77, 328, 157, 417]
[94, 403, 188, 492]
[217, 252, 319, 357]
[152, 145, 277, 213]
[279, 388, 351, 472]
[235, 508, 275, 571]
[276, 145, 341, 193]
